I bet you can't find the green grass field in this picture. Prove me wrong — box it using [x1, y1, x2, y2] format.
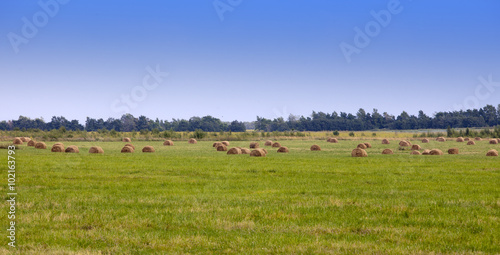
[1, 139, 499, 254]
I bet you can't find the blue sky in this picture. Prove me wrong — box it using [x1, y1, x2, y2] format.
[1, 0, 499, 123]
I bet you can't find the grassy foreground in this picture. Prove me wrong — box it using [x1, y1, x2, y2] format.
[1, 139, 499, 254]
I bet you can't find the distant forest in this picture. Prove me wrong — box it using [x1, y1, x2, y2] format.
[1, 105, 499, 132]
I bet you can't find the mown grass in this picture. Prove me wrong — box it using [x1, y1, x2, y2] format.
[1, 139, 499, 254]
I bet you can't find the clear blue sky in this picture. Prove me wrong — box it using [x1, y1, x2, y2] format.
[1, 0, 499, 123]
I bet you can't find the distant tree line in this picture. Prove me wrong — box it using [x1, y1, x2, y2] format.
[1, 104, 499, 132]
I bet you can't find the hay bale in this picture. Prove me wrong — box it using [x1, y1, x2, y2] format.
[357, 143, 367, 149]
[142, 146, 155, 153]
[65, 145, 79, 153]
[310, 145, 321, 151]
[264, 140, 273, 146]
[382, 139, 390, 144]
[489, 139, 498, 144]
[13, 138, 23, 145]
[363, 142, 372, 148]
[272, 142, 281, 148]
[227, 147, 241, 154]
[422, 138, 429, 143]
[456, 137, 464, 142]
[163, 140, 174, 146]
[188, 138, 197, 144]
[20, 137, 27, 142]
[54, 142, 64, 146]
[410, 150, 421, 155]
[122, 144, 134, 150]
[89, 146, 104, 154]
[448, 148, 459, 154]
[399, 141, 410, 147]
[436, 137, 446, 142]
[249, 142, 259, 149]
[216, 145, 228, 151]
[327, 138, 339, 143]
[121, 146, 134, 153]
[486, 149, 498, 156]
[35, 142, 47, 149]
[474, 137, 482, 141]
[123, 137, 131, 142]
[51, 144, 65, 152]
[277, 146, 289, 153]
[222, 141, 230, 146]
[351, 148, 367, 157]
[213, 142, 222, 148]
[429, 149, 443, 155]
[422, 149, 431, 155]
[464, 137, 470, 141]
[467, 141, 475, 145]
[27, 140, 36, 147]
[250, 149, 266, 157]
[240, 148, 251, 154]
[498, 138, 500, 143]
[382, 149, 393, 154]
[411, 144, 421, 150]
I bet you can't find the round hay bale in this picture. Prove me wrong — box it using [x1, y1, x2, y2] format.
[222, 141, 230, 146]
[27, 140, 36, 147]
[264, 140, 273, 146]
[422, 149, 431, 155]
[363, 142, 372, 148]
[123, 144, 135, 150]
[486, 149, 498, 156]
[357, 143, 367, 149]
[51, 144, 65, 152]
[498, 138, 500, 143]
[240, 148, 251, 154]
[277, 146, 289, 153]
[163, 140, 174, 146]
[467, 141, 475, 145]
[411, 144, 421, 150]
[250, 149, 266, 157]
[456, 137, 464, 142]
[429, 149, 443, 155]
[216, 145, 228, 151]
[489, 139, 498, 144]
[464, 137, 470, 141]
[142, 146, 155, 153]
[65, 145, 79, 153]
[54, 142, 64, 146]
[213, 142, 222, 148]
[399, 141, 410, 147]
[422, 138, 429, 143]
[13, 138, 23, 145]
[382, 149, 393, 154]
[448, 148, 459, 154]
[35, 142, 47, 149]
[351, 148, 367, 157]
[227, 147, 241, 154]
[89, 146, 104, 154]
[436, 137, 446, 142]
[188, 138, 197, 144]
[327, 138, 339, 143]
[20, 137, 27, 142]
[272, 142, 281, 148]
[382, 139, 390, 144]
[123, 137, 131, 142]
[249, 142, 259, 149]
[474, 137, 481, 141]
[121, 146, 134, 153]
[310, 145, 321, 151]
[410, 150, 421, 155]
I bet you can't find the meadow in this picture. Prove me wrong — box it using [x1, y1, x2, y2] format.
[1, 138, 499, 254]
